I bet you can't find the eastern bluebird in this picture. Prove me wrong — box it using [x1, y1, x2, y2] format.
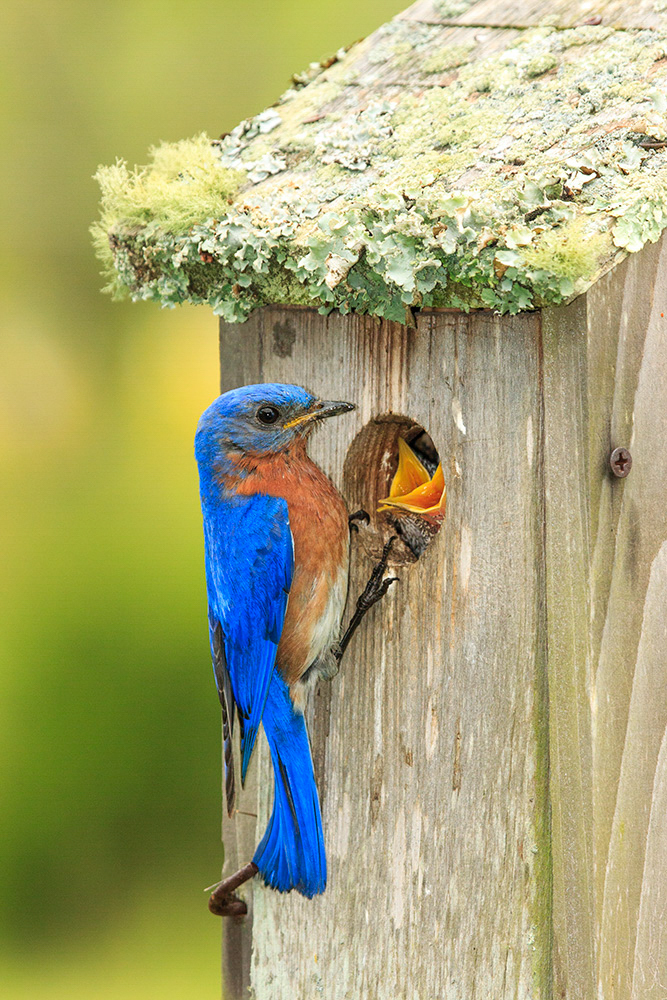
[195, 383, 396, 915]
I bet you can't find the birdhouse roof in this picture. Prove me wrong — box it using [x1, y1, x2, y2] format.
[94, 0, 667, 324]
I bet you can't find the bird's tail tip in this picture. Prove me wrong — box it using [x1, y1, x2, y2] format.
[252, 740, 326, 897]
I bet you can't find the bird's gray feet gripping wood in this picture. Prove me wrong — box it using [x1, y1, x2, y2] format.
[335, 533, 399, 662]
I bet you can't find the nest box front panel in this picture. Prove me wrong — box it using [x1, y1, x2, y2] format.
[219, 306, 549, 1000]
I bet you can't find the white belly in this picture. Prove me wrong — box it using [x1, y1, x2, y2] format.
[291, 562, 349, 711]
[308, 562, 349, 664]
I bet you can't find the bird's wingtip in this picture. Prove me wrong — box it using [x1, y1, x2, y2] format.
[240, 726, 258, 785]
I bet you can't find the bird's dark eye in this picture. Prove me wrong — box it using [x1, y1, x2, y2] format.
[256, 405, 280, 425]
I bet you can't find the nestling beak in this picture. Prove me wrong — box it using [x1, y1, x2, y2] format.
[284, 400, 355, 429]
[378, 437, 447, 522]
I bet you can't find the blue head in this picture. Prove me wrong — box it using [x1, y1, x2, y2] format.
[195, 383, 355, 468]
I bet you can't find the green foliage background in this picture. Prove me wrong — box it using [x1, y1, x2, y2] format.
[0, 2, 404, 996]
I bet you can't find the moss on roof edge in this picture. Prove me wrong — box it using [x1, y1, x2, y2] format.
[93, 15, 667, 324]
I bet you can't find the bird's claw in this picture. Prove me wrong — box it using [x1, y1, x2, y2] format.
[348, 509, 371, 533]
[208, 892, 248, 917]
[355, 535, 399, 611]
[358, 574, 399, 611]
[207, 860, 258, 917]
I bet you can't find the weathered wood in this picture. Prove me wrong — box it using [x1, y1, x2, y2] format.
[591, 233, 667, 1000]
[219, 307, 550, 999]
[216, 229, 667, 997]
[542, 296, 596, 1000]
[402, 0, 666, 29]
[543, 228, 667, 999]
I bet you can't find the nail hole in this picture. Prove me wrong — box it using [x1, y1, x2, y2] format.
[343, 415, 445, 567]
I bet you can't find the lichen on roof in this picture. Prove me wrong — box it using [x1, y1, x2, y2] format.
[94, 0, 667, 323]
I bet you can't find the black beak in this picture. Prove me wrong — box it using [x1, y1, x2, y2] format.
[315, 400, 356, 420]
[285, 399, 355, 430]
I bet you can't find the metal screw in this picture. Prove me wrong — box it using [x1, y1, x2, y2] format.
[610, 447, 632, 478]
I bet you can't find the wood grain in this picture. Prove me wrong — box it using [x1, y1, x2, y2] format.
[592, 233, 667, 1000]
[401, 0, 666, 29]
[543, 229, 667, 999]
[219, 307, 550, 999]
[542, 296, 596, 1000]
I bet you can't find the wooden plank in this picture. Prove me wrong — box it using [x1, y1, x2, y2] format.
[631, 643, 667, 1000]
[401, 0, 665, 29]
[603, 542, 667, 1000]
[542, 297, 597, 1000]
[543, 229, 667, 998]
[219, 306, 551, 999]
[584, 238, 663, 930]
[592, 233, 667, 1000]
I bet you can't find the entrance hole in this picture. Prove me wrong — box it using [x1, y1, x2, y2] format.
[342, 415, 445, 567]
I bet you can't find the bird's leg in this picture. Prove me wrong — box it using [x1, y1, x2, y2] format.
[337, 535, 399, 661]
[348, 508, 370, 533]
[208, 861, 258, 917]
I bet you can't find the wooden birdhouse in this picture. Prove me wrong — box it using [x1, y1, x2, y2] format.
[95, 0, 667, 997]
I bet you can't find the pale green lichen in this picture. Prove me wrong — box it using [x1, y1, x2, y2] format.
[521, 218, 613, 281]
[435, 0, 475, 16]
[610, 177, 667, 251]
[524, 52, 558, 78]
[92, 133, 244, 291]
[423, 42, 475, 73]
[94, 8, 667, 324]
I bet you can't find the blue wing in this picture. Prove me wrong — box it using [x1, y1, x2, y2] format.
[203, 493, 293, 784]
[209, 616, 237, 816]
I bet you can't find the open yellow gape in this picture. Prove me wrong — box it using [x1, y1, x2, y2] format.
[378, 437, 446, 524]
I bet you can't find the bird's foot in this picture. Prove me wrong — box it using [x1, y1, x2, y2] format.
[208, 861, 258, 917]
[348, 509, 371, 533]
[337, 536, 399, 660]
[356, 535, 399, 612]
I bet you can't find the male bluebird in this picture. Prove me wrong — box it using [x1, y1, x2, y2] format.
[195, 383, 395, 915]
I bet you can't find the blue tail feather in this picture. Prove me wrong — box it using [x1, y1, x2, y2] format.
[252, 674, 326, 897]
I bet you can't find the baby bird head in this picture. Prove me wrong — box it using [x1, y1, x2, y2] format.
[195, 383, 355, 462]
[378, 437, 446, 524]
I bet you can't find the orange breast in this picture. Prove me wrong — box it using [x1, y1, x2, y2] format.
[231, 442, 349, 688]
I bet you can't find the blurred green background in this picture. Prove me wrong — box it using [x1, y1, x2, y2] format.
[0, 2, 405, 996]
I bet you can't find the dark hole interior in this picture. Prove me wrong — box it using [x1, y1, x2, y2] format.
[342, 415, 444, 567]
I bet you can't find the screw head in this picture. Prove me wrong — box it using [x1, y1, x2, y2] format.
[610, 447, 632, 478]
